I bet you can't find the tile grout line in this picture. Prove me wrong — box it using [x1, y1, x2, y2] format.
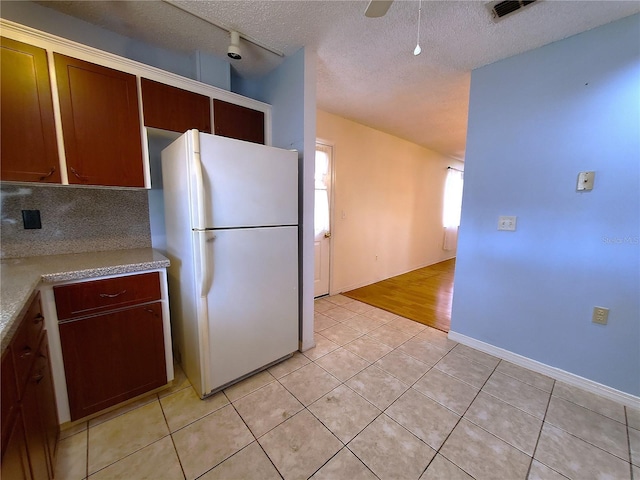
[626, 406, 634, 480]
[86, 394, 178, 479]
[525, 377, 558, 479]
[544, 388, 633, 465]
[157, 391, 188, 480]
[210, 395, 285, 480]
[418, 352, 501, 479]
[313, 320, 473, 478]
[281, 321, 427, 479]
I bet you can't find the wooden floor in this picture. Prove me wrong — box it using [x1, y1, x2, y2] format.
[342, 259, 455, 332]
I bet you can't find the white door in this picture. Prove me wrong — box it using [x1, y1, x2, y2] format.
[314, 143, 332, 297]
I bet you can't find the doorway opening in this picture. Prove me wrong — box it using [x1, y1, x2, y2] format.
[314, 142, 333, 298]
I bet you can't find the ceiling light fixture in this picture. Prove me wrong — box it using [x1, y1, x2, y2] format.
[413, 0, 422, 56]
[227, 30, 241, 60]
[162, 0, 284, 58]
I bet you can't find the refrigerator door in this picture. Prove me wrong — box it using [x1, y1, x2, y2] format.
[201, 226, 299, 394]
[198, 132, 298, 229]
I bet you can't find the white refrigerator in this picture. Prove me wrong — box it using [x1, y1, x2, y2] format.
[161, 130, 299, 398]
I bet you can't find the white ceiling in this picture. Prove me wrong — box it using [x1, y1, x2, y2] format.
[36, 1, 640, 161]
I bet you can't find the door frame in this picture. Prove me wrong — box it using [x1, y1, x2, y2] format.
[315, 139, 336, 297]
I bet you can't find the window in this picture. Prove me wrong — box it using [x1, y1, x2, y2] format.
[315, 145, 331, 236]
[443, 168, 464, 228]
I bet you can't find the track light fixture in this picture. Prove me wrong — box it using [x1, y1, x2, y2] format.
[227, 30, 241, 60]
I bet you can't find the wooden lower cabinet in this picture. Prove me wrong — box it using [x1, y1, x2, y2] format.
[1, 293, 58, 480]
[59, 302, 167, 421]
[22, 376, 50, 480]
[1, 409, 31, 480]
[33, 338, 58, 476]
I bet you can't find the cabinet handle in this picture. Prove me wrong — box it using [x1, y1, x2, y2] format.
[20, 346, 32, 358]
[70, 167, 88, 181]
[32, 373, 44, 384]
[99, 290, 127, 298]
[144, 308, 157, 315]
[39, 167, 56, 181]
[33, 313, 44, 325]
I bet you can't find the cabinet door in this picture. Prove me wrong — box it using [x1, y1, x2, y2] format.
[0, 37, 60, 184]
[213, 99, 265, 145]
[59, 303, 167, 421]
[22, 371, 50, 480]
[141, 78, 211, 133]
[1, 349, 18, 450]
[54, 53, 144, 187]
[1, 409, 32, 480]
[34, 335, 58, 474]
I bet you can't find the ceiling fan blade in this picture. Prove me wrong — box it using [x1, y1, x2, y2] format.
[364, 0, 393, 18]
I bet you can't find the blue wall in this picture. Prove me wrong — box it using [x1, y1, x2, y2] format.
[233, 49, 307, 152]
[1, 1, 230, 90]
[451, 14, 640, 395]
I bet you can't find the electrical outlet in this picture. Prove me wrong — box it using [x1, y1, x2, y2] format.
[592, 306, 609, 325]
[22, 210, 42, 229]
[498, 216, 517, 231]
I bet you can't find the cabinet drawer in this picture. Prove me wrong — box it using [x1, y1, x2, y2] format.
[54, 272, 161, 321]
[12, 293, 45, 394]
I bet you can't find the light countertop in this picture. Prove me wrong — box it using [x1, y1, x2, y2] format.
[1, 248, 170, 353]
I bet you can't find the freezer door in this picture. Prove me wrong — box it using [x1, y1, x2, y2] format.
[203, 226, 299, 393]
[198, 133, 298, 228]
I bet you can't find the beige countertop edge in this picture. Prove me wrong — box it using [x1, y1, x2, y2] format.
[1, 248, 170, 355]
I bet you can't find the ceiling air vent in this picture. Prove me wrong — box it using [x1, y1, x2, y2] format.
[489, 0, 538, 21]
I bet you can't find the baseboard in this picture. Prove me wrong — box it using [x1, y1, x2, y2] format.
[448, 331, 640, 409]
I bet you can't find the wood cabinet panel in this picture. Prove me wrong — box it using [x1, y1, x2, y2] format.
[59, 302, 167, 421]
[54, 53, 144, 187]
[54, 272, 161, 321]
[12, 297, 45, 397]
[33, 336, 58, 473]
[0, 37, 60, 184]
[1, 349, 18, 453]
[213, 99, 265, 145]
[0, 409, 31, 480]
[2, 292, 57, 480]
[141, 78, 211, 133]
[22, 369, 50, 480]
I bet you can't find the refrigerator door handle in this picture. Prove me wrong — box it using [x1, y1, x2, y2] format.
[189, 130, 207, 230]
[199, 232, 215, 298]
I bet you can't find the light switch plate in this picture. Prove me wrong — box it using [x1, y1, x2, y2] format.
[577, 171, 595, 191]
[498, 216, 517, 231]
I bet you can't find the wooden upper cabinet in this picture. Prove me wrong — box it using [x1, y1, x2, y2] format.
[141, 78, 211, 133]
[54, 53, 145, 188]
[1, 37, 61, 183]
[213, 99, 265, 145]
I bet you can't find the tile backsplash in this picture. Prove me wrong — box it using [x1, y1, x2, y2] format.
[0, 184, 151, 258]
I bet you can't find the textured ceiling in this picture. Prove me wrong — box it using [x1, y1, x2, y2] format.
[36, 1, 640, 160]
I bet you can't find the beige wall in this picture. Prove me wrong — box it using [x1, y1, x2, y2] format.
[317, 110, 463, 294]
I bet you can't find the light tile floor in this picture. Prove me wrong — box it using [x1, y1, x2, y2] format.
[55, 295, 640, 480]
